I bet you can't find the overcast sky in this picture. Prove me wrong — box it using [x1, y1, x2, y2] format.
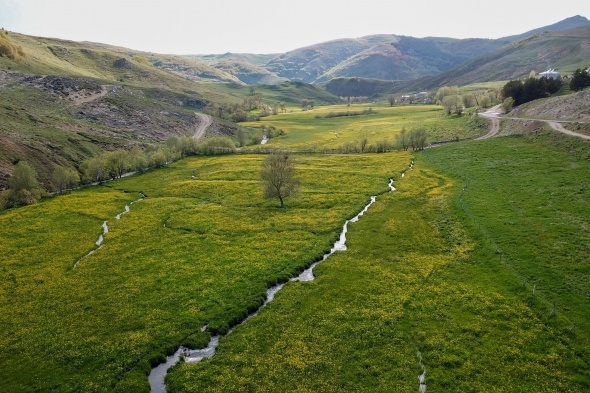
[1, 0, 589, 55]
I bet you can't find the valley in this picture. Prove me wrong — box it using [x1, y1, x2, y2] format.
[1, 13, 590, 393]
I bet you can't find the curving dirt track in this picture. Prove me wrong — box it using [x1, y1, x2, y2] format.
[548, 121, 590, 141]
[476, 105, 502, 140]
[193, 113, 212, 140]
[478, 105, 590, 141]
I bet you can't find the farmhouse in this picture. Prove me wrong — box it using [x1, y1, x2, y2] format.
[539, 68, 561, 79]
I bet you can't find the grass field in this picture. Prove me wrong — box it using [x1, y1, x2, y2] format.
[2, 98, 589, 392]
[242, 104, 484, 150]
[421, 134, 590, 341]
[167, 150, 590, 392]
[0, 152, 411, 392]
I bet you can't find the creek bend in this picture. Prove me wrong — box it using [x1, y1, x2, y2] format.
[148, 178, 400, 392]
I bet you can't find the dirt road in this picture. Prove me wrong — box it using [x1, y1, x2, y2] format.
[476, 105, 502, 140]
[194, 113, 212, 140]
[478, 106, 590, 141]
[548, 121, 590, 140]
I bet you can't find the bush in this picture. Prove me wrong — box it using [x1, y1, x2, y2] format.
[5, 161, 43, 207]
[0, 30, 25, 60]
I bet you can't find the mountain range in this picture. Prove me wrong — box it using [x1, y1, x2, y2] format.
[189, 15, 590, 86]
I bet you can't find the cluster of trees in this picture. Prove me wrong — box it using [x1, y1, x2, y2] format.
[395, 127, 428, 151]
[501, 76, 562, 107]
[300, 99, 315, 111]
[0, 161, 44, 210]
[0, 161, 84, 210]
[436, 86, 501, 115]
[204, 98, 287, 122]
[570, 67, 590, 91]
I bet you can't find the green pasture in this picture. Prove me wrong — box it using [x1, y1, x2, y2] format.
[0, 152, 410, 392]
[242, 104, 482, 150]
[421, 134, 590, 341]
[168, 157, 589, 392]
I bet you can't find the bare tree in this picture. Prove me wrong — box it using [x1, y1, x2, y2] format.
[396, 127, 410, 151]
[387, 95, 396, 107]
[260, 154, 300, 208]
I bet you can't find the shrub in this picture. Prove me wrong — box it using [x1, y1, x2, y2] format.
[0, 30, 25, 60]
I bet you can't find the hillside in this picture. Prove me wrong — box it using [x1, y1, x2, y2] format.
[0, 32, 345, 189]
[263, 35, 506, 84]
[324, 25, 590, 98]
[175, 16, 589, 88]
[399, 25, 590, 93]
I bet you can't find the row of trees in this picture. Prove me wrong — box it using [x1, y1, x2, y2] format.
[0, 135, 241, 211]
[437, 86, 501, 115]
[80, 137, 237, 184]
[501, 76, 562, 107]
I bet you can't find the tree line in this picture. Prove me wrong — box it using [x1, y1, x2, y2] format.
[0, 136, 237, 211]
[436, 86, 501, 115]
[501, 76, 562, 108]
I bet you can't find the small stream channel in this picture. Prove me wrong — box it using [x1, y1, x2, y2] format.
[417, 348, 427, 392]
[148, 177, 402, 392]
[73, 197, 143, 269]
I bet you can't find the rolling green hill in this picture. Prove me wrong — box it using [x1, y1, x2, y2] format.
[0, 32, 342, 190]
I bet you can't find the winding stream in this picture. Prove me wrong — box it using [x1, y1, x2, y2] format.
[148, 177, 400, 392]
[73, 197, 143, 269]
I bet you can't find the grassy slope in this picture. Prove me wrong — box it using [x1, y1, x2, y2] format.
[200, 80, 341, 106]
[0, 152, 410, 392]
[0, 32, 243, 188]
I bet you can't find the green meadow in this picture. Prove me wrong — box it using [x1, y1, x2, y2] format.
[242, 104, 482, 150]
[0, 152, 410, 392]
[167, 138, 590, 392]
[2, 100, 589, 392]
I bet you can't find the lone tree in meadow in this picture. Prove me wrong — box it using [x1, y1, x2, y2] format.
[260, 153, 300, 208]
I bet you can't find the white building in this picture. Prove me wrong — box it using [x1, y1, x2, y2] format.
[539, 68, 561, 80]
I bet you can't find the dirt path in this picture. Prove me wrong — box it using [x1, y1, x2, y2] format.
[478, 105, 590, 141]
[548, 121, 590, 141]
[193, 113, 212, 140]
[73, 85, 110, 106]
[476, 105, 502, 140]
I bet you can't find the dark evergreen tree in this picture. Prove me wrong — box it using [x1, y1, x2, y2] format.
[570, 68, 590, 91]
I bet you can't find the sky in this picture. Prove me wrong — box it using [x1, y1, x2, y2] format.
[1, 0, 589, 55]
